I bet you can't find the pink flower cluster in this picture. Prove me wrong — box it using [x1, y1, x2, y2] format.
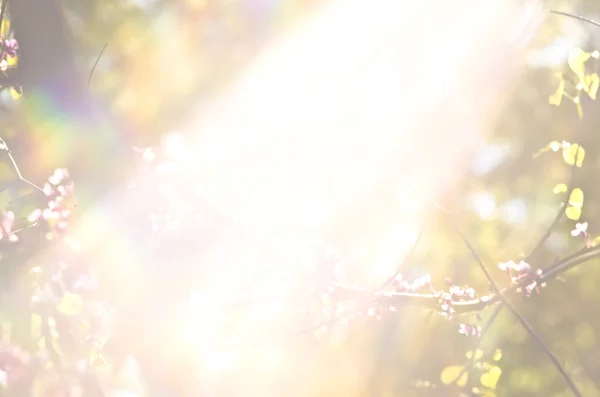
[0, 211, 18, 242]
[459, 323, 482, 337]
[498, 260, 545, 296]
[438, 283, 477, 319]
[0, 344, 30, 389]
[392, 274, 433, 293]
[1, 39, 17, 58]
[29, 168, 75, 237]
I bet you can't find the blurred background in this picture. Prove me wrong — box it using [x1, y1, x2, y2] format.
[2, 0, 600, 396]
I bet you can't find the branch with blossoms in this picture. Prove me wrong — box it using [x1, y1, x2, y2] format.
[325, 244, 600, 316]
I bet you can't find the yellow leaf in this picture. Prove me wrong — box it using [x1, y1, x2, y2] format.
[576, 146, 585, 167]
[6, 55, 16, 68]
[552, 183, 567, 194]
[562, 144, 584, 166]
[493, 348, 502, 362]
[465, 349, 484, 360]
[9, 87, 21, 101]
[57, 292, 83, 316]
[548, 79, 565, 106]
[0, 19, 9, 36]
[569, 48, 591, 76]
[568, 188, 584, 208]
[566, 205, 582, 221]
[440, 365, 468, 386]
[480, 366, 502, 390]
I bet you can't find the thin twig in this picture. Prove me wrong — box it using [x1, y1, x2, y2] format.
[0, 137, 45, 196]
[326, 242, 600, 315]
[426, 201, 582, 396]
[550, 10, 600, 29]
[527, 8, 600, 260]
[450, 304, 504, 385]
[528, 117, 583, 262]
[88, 42, 108, 88]
[328, 244, 600, 314]
[375, 222, 426, 292]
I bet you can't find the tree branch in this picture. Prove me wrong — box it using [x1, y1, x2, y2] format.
[550, 10, 600, 29]
[329, 244, 600, 315]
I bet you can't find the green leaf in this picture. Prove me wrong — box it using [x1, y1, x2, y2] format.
[566, 205, 582, 221]
[440, 365, 467, 386]
[480, 366, 502, 390]
[569, 48, 591, 76]
[562, 144, 585, 167]
[553, 183, 568, 194]
[57, 292, 83, 316]
[569, 188, 584, 208]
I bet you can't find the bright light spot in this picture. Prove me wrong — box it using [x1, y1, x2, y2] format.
[372, 223, 422, 282]
[472, 143, 509, 175]
[527, 37, 574, 68]
[111, 390, 139, 397]
[263, 346, 282, 369]
[202, 350, 237, 373]
[162, 132, 188, 160]
[502, 199, 528, 224]
[256, 300, 284, 319]
[63, 1, 538, 389]
[184, 289, 228, 347]
[545, 228, 568, 254]
[471, 192, 497, 221]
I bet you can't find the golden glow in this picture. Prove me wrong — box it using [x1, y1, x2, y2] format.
[65, 0, 540, 394]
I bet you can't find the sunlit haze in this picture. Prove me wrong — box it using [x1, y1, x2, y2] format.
[70, 0, 542, 393]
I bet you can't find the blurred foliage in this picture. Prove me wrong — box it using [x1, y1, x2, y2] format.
[62, 0, 322, 146]
[1, 0, 600, 396]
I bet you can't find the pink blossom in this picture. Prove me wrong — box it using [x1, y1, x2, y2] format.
[571, 222, 588, 237]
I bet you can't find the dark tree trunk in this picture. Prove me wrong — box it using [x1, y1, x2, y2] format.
[6, 3, 199, 396]
[9, 0, 133, 209]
